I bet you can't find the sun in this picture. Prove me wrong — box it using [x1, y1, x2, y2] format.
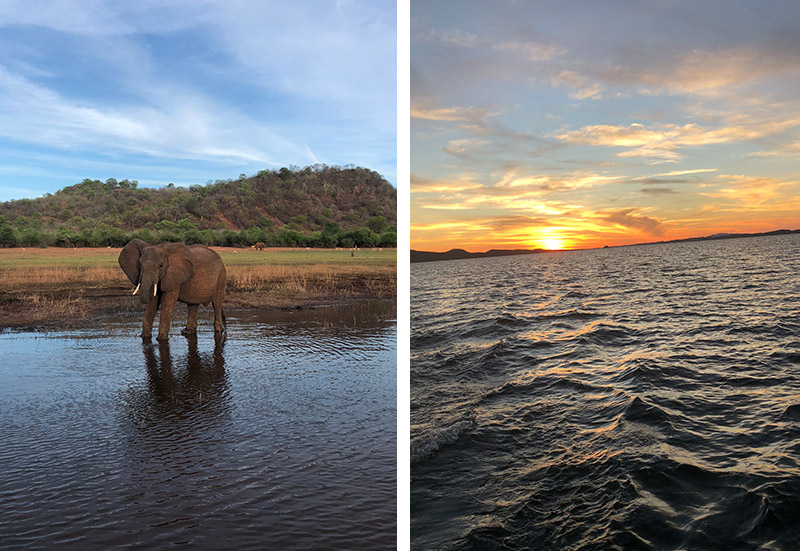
[532, 227, 571, 250]
[542, 236, 564, 250]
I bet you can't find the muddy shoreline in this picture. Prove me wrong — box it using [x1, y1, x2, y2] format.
[0, 277, 395, 332]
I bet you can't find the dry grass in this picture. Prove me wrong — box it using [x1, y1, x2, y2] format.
[1, 266, 124, 288]
[227, 264, 395, 294]
[0, 246, 396, 329]
[17, 292, 89, 318]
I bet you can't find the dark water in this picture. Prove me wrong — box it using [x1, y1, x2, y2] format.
[0, 300, 396, 550]
[411, 234, 800, 550]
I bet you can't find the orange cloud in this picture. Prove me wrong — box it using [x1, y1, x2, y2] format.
[703, 174, 799, 206]
[411, 173, 484, 193]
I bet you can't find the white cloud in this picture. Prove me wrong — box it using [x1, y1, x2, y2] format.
[0, 65, 311, 165]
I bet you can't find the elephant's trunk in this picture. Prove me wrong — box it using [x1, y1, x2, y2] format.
[139, 276, 157, 305]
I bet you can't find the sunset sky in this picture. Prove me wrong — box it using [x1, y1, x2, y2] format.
[411, 0, 800, 251]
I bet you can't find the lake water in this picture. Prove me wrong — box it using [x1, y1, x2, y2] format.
[411, 234, 800, 550]
[0, 300, 396, 550]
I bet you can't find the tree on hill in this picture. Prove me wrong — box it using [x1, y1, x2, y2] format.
[0, 165, 396, 248]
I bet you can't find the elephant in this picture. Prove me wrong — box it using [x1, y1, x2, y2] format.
[119, 239, 226, 340]
[254, 242, 265, 251]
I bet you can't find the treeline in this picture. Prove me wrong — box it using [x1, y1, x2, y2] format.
[0, 164, 397, 248]
[0, 216, 396, 248]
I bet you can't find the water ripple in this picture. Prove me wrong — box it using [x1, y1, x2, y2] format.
[412, 234, 800, 549]
[1, 300, 396, 550]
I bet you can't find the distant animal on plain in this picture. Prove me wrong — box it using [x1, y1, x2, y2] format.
[254, 242, 265, 251]
[119, 239, 226, 341]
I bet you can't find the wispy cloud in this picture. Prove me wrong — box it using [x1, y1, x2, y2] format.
[411, 105, 499, 122]
[615, 47, 800, 96]
[548, 70, 605, 100]
[419, 27, 563, 60]
[417, 28, 483, 49]
[749, 140, 800, 158]
[0, 66, 308, 165]
[704, 174, 799, 206]
[410, 173, 483, 193]
[556, 121, 798, 161]
[648, 168, 718, 177]
[442, 138, 491, 158]
[495, 169, 621, 193]
[491, 41, 563, 61]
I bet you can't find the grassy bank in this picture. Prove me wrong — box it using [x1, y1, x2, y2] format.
[0, 247, 396, 330]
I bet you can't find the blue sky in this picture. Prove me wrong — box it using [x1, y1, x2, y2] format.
[411, 0, 800, 251]
[0, 0, 396, 201]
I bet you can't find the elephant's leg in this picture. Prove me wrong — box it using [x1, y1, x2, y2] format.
[212, 270, 227, 334]
[157, 291, 179, 341]
[141, 295, 160, 339]
[212, 303, 224, 334]
[182, 304, 199, 336]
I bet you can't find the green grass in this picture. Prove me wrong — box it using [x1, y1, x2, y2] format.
[0, 248, 121, 268]
[0, 247, 397, 270]
[219, 248, 397, 267]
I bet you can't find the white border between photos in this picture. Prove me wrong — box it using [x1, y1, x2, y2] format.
[397, 0, 410, 549]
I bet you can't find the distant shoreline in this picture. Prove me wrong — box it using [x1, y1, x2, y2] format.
[411, 228, 800, 263]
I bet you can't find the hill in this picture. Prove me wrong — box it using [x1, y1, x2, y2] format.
[0, 164, 396, 248]
[410, 248, 544, 262]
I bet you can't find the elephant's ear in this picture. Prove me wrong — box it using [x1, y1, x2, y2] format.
[161, 243, 195, 292]
[118, 238, 148, 286]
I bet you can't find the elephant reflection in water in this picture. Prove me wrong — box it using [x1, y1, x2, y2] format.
[141, 333, 228, 412]
[123, 335, 231, 503]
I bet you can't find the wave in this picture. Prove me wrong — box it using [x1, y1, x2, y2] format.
[411, 415, 475, 466]
[621, 396, 673, 428]
[780, 404, 800, 421]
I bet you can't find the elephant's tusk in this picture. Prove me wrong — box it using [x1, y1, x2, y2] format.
[132, 282, 141, 295]
[154, 282, 158, 297]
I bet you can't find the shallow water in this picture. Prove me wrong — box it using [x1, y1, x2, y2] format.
[411, 234, 800, 550]
[1, 300, 396, 549]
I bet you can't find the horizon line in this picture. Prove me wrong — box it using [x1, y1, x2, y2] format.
[412, 227, 800, 255]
